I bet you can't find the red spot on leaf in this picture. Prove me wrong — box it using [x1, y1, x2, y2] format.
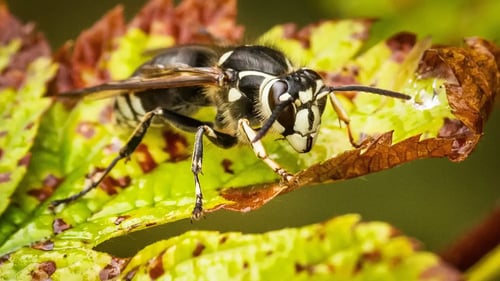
[100, 104, 114, 124]
[76, 121, 96, 139]
[30, 261, 56, 281]
[295, 263, 314, 275]
[362, 250, 382, 263]
[351, 21, 373, 40]
[278, 20, 373, 50]
[386, 32, 417, 63]
[0, 254, 9, 265]
[148, 252, 165, 279]
[221, 159, 234, 174]
[136, 143, 158, 172]
[52, 218, 71, 234]
[100, 257, 129, 281]
[219, 235, 228, 244]
[114, 215, 130, 225]
[0, 131, 7, 137]
[103, 138, 122, 154]
[31, 240, 54, 251]
[0, 172, 11, 183]
[324, 66, 361, 89]
[163, 130, 189, 162]
[17, 153, 31, 166]
[99, 172, 131, 196]
[28, 174, 62, 202]
[24, 122, 34, 130]
[192, 242, 205, 257]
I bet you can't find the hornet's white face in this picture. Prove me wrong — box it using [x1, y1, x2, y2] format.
[260, 69, 329, 153]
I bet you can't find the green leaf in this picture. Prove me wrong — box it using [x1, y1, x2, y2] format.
[121, 215, 440, 280]
[0, 215, 455, 280]
[0, 56, 56, 215]
[0, 242, 114, 281]
[467, 243, 500, 281]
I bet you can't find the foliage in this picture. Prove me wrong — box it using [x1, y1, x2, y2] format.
[0, 0, 498, 279]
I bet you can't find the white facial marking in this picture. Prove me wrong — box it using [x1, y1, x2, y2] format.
[294, 109, 311, 135]
[298, 90, 313, 104]
[286, 133, 307, 153]
[315, 79, 324, 90]
[228, 88, 243, 102]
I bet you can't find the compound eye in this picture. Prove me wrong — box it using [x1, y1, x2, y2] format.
[267, 80, 295, 132]
[269, 80, 288, 107]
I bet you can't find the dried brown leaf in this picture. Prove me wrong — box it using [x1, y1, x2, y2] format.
[422, 38, 498, 134]
[49, 6, 125, 95]
[0, 3, 50, 89]
[130, 0, 243, 44]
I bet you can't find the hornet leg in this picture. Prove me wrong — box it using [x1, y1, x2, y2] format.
[238, 119, 293, 181]
[191, 125, 238, 220]
[51, 107, 162, 208]
[329, 93, 369, 148]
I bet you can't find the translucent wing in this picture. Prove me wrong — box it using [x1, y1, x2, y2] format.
[57, 66, 227, 100]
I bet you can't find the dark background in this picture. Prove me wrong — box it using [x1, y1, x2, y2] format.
[7, 0, 500, 258]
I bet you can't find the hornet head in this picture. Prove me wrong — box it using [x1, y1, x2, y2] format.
[258, 69, 329, 153]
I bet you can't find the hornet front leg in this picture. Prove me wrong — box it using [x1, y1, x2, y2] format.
[238, 119, 294, 182]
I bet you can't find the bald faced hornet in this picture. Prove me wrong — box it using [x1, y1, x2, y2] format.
[51, 45, 411, 219]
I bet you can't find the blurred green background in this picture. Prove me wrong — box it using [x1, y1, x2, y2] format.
[7, 0, 500, 258]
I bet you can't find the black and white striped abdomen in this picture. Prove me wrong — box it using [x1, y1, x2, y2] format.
[113, 93, 146, 126]
[113, 86, 212, 127]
